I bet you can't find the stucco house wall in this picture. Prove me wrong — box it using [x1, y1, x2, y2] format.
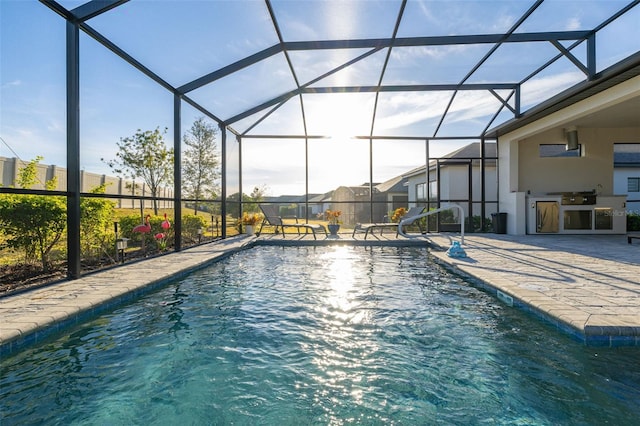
[405, 155, 498, 221]
[517, 127, 619, 196]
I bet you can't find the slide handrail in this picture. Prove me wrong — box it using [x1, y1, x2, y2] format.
[398, 205, 465, 244]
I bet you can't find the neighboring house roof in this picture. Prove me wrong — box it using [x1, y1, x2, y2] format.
[308, 193, 330, 203]
[375, 174, 407, 193]
[403, 142, 497, 178]
[333, 176, 407, 195]
[264, 193, 331, 204]
[335, 185, 367, 195]
[442, 142, 497, 159]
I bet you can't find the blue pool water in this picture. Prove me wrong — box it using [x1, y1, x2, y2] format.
[1, 246, 639, 424]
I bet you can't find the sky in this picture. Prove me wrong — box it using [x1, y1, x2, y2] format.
[1, 0, 639, 196]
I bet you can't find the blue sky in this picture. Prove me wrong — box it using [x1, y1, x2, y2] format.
[1, 0, 639, 195]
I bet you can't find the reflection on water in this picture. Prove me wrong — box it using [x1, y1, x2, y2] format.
[311, 246, 377, 421]
[1, 246, 639, 425]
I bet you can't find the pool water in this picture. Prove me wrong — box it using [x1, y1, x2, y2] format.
[1, 246, 639, 424]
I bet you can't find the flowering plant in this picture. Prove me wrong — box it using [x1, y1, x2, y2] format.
[241, 212, 261, 226]
[391, 207, 407, 223]
[155, 232, 168, 251]
[325, 209, 342, 225]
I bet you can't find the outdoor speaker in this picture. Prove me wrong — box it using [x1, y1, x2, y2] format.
[566, 127, 579, 150]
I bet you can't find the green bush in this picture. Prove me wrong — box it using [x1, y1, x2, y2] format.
[0, 156, 67, 271]
[182, 214, 207, 243]
[468, 215, 492, 232]
[80, 185, 117, 262]
[0, 194, 66, 271]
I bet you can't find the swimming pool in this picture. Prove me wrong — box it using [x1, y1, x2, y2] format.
[1, 245, 639, 424]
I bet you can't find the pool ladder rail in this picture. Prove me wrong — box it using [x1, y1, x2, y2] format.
[397, 205, 465, 246]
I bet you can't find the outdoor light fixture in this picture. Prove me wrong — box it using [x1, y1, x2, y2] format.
[565, 126, 579, 151]
[114, 221, 127, 263]
[116, 238, 128, 263]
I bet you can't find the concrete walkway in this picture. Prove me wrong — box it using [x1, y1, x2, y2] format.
[1, 232, 639, 355]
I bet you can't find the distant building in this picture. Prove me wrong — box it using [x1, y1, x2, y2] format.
[403, 143, 498, 223]
[613, 144, 640, 215]
[262, 143, 498, 227]
[330, 176, 408, 226]
[261, 194, 327, 220]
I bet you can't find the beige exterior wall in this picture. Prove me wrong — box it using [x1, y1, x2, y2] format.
[517, 127, 640, 196]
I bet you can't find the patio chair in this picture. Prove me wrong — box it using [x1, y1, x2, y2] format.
[352, 206, 426, 240]
[257, 204, 327, 239]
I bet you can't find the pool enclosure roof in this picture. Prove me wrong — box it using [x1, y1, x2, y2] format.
[43, 0, 640, 142]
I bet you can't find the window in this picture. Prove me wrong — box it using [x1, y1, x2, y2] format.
[539, 144, 581, 157]
[629, 177, 640, 192]
[416, 183, 426, 202]
[429, 181, 438, 201]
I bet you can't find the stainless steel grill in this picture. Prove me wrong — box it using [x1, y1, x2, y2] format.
[560, 192, 596, 205]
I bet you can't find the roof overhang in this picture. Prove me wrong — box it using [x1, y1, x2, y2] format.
[486, 51, 640, 139]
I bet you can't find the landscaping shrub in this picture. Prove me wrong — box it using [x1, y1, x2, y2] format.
[0, 193, 66, 272]
[0, 157, 66, 272]
[80, 185, 117, 262]
[182, 214, 208, 243]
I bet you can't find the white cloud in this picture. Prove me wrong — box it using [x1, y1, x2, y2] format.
[492, 14, 517, 32]
[566, 17, 581, 31]
[521, 70, 584, 106]
[1, 80, 22, 89]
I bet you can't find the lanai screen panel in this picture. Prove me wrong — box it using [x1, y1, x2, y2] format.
[0, 2, 67, 178]
[85, 1, 278, 87]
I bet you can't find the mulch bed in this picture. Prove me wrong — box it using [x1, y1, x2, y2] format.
[0, 250, 147, 297]
[0, 262, 67, 295]
[0, 238, 220, 297]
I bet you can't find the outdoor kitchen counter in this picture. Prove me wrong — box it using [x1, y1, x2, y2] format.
[526, 194, 627, 234]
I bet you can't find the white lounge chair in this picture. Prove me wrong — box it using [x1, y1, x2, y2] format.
[352, 206, 425, 240]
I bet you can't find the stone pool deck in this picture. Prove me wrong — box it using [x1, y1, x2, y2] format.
[1, 232, 639, 355]
[0, 237, 254, 356]
[427, 233, 640, 347]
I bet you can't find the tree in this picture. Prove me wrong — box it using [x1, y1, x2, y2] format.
[182, 117, 220, 215]
[245, 185, 267, 212]
[103, 127, 173, 215]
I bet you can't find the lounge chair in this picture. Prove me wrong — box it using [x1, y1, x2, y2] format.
[257, 204, 327, 239]
[352, 206, 426, 240]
